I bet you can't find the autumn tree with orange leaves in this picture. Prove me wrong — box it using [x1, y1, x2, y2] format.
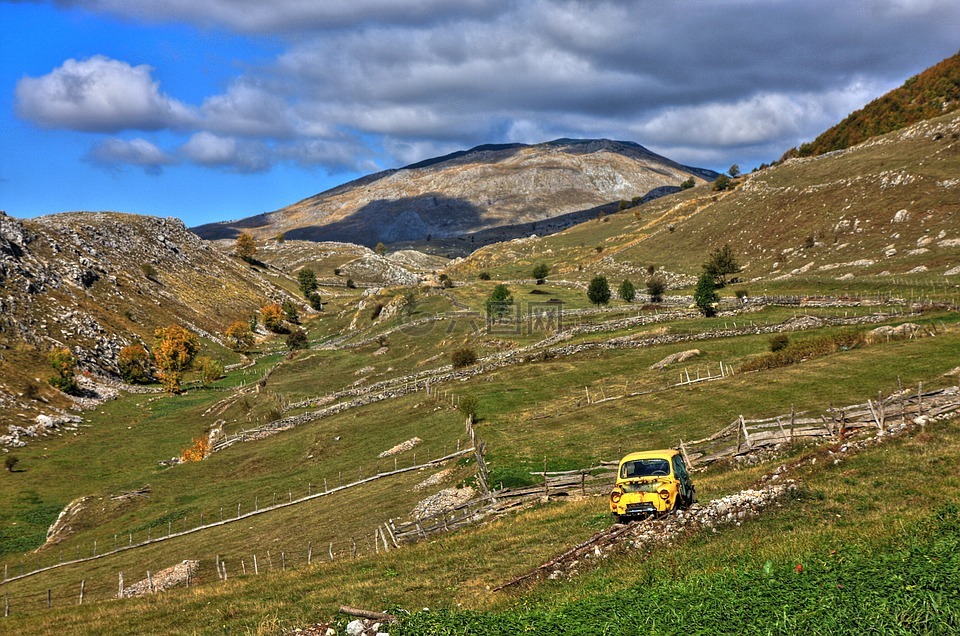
[153, 325, 200, 393]
[225, 320, 255, 352]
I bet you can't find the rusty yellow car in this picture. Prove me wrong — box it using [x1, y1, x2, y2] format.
[609, 449, 695, 522]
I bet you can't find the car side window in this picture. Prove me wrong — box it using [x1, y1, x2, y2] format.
[673, 456, 688, 480]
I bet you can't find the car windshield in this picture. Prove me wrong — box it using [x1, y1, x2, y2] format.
[620, 458, 670, 479]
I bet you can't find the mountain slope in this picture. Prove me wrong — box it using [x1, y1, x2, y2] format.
[450, 109, 960, 287]
[0, 211, 301, 429]
[786, 50, 960, 159]
[191, 139, 717, 247]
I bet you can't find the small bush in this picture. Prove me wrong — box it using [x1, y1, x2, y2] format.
[286, 328, 308, 350]
[5, 456, 19, 472]
[451, 347, 478, 368]
[346, 279, 356, 289]
[370, 303, 384, 320]
[307, 293, 324, 311]
[141, 263, 158, 281]
[458, 396, 479, 420]
[478, 272, 491, 281]
[180, 436, 210, 462]
[769, 333, 790, 352]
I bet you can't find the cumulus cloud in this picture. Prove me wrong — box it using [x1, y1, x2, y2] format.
[15, 55, 195, 132]
[13, 0, 960, 173]
[180, 132, 271, 173]
[86, 137, 177, 174]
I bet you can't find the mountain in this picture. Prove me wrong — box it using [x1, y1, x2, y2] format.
[191, 139, 718, 247]
[451, 108, 960, 287]
[785, 50, 960, 159]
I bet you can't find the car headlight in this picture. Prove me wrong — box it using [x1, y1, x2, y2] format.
[659, 489, 670, 500]
[610, 490, 622, 504]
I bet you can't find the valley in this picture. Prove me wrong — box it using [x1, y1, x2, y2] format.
[1, 90, 960, 634]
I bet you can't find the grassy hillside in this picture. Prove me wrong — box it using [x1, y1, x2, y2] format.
[786, 50, 960, 159]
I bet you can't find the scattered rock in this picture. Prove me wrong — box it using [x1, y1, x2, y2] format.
[118, 560, 199, 598]
[378, 437, 422, 458]
[412, 486, 475, 519]
[650, 349, 702, 371]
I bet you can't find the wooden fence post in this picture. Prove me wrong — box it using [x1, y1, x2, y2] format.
[307, 543, 313, 565]
[253, 555, 259, 575]
[118, 571, 124, 597]
[79, 579, 85, 605]
[147, 571, 153, 593]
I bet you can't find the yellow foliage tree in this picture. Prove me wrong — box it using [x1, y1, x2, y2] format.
[261, 303, 285, 333]
[225, 320, 255, 352]
[153, 325, 200, 393]
[236, 233, 257, 261]
[180, 435, 211, 462]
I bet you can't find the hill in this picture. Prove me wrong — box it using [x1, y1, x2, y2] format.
[0, 211, 306, 432]
[784, 50, 960, 159]
[191, 139, 717, 247]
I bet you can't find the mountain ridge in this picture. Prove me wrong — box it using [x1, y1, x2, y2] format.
[191, 138, 718, 247]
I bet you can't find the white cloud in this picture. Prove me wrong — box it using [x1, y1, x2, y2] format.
[180, 132, 271, 173]
[15, 55, 195, 132]
[86, 137, 177, 174]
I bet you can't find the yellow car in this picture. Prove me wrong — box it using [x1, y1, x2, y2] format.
[609, 449, 696, 522]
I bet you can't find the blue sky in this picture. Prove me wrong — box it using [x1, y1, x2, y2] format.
[1, 1, 959, 228]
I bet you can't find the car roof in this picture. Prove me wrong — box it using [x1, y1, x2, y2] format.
[618, 449, 678, 464]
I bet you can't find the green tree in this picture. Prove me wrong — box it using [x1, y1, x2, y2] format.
[486, 284, 514, 319]
[153, 326, 200, 393]
[47, 348, 80, 395]
[297, 269, 318, 297]
[679, 177, 695, 190]
[587, 275, 611, 306]
[307, 293, 324, 311]
[374, 242, 387, 256]
[618, 279, 636, 303]
[729, 164, 741, 178]
[646, 275, 667, 303]
[703, 243, 742, 287]
[532, 263, 549, 285]
[713, 174, 732, 191]
[694, 272, 720, 317]
[282, 300, 300, 324]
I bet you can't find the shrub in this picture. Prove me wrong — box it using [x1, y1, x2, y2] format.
[261, 304, 286, 333]
[679, 177, 695, 190]
[307, 292, 324, 311]
[645, 276, 666, 303]
[743, 331, 866, 372]
[375, 242, 387, 256]
[703, 243, 741, 287]
[286, 328, 308, 350]
[118, 344, 153, 384]
[370, 303, 384, 320]
[195, 356, 224, 386]
[47, 348, 80, 395]
[736, 289, 749, 301]
[451, 347, 478, 368]
[458, 396, 479, 420]
[141, 263, 159, 281]
[346, 278, 356, 289]
[769, 333, 790, 352]
[713, 174, 731, 191]
[282, 300, 300, 324]
[4, 456, 18, 472]
[225, 321, 255, 352]
[180, 436, 210, 462]
[478, 271, 491, 281]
